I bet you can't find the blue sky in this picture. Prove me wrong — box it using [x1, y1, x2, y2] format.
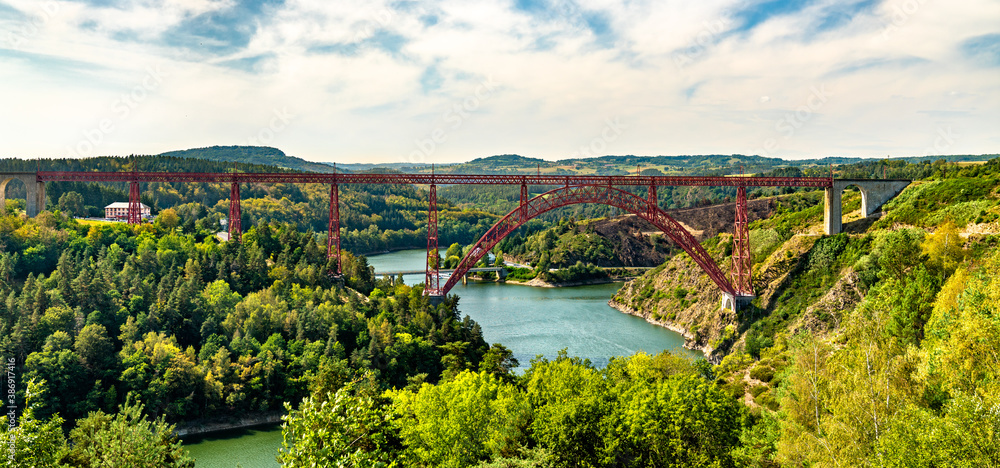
[1, 0, 998, 163]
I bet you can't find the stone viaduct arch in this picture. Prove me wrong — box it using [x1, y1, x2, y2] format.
[440, 184, 739, 298]
[0, 172, 46, 217]
[824, 179, 910, 235]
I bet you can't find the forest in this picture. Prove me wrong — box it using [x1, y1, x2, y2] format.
[0, 212, 495, 466]
[1, 155, 502, 255]
[1, 152, 999, 466]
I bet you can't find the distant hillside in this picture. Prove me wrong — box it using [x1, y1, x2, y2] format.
[383, 153, 999, 177]
[170, 147, 997, 178]
[158, 146, 336, 173]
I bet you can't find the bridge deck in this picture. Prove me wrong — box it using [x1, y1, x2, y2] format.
[376, 267, 505, 276]
[36, 171, 835, 188]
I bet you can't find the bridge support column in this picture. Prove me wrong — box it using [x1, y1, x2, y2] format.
[0, 173, 46, 217]
[127, 181, 141, 225]
[520, 183, 527, 223]
[425, 184, 441, 295]
[328, 183, 341, 275]
[722, 293, 754, 313]
[732, 186, 752, 296]
[27, 180, 45, 218]
[824, 187, 842, 235]
[647, 185, 657, 218]
[229, 181, 241, 242]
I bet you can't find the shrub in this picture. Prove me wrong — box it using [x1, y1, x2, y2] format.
[755, 391, 779, 411]
[749, 365, 775, 383]
[750, 229, 784, 263]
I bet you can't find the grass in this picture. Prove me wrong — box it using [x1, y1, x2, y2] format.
[76, 218, 116, 226]
[876, 177, 1000, 228]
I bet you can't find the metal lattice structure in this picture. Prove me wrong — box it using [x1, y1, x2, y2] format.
[127, 181, 141, 225]
[228, 181, 241, 242]
[732, 186, 752, 296]
[38, 171, 833, 188]
[36, 170, 841, 301]
[442, 185, 737, 296]
[328, 184, 341, 274]
[425, 184, 440, 295]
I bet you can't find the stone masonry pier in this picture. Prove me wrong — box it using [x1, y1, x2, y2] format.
[0, 172, 46, 217]
[824, 179, 910, 235]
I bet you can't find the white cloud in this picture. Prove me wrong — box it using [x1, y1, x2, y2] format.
[0, 0, 997, 162]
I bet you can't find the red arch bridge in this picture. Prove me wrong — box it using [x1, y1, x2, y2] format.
[32, 171, 886, 309]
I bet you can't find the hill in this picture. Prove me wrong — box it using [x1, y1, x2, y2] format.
[610, 156, 1000, 464]
[158, 146, 337, 173]
[314, 151, 998, 178]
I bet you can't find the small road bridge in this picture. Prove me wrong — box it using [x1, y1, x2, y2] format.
[1, 170, 909, 310]
[374, 267, 506, 285]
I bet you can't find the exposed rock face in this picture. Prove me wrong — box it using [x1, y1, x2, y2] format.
[174, 411, 284, 437]
[665, 198, 776, 241]
[590, 215, 673, 267]
[587, 198, 776, 268]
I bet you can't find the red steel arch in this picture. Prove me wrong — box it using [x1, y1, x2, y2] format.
[436, 185, 737, 297]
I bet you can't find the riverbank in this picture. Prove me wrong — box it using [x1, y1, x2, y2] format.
[607, 299, 717, 360]
[175, 411, 284, 437]
[509, 276, 621, 288]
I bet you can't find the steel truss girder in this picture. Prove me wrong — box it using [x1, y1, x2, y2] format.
[38, 171, 834, 189]
[437, 185, 737, 297]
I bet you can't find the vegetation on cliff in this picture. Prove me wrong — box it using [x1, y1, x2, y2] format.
[612, 158, 1000, 465]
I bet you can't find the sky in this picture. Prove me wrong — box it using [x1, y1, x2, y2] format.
[1, 0, 998, 164]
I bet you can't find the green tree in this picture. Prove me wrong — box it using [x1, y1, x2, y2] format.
[921, 220, 964, 274]
[479, 344, 519, 382]
[392, 370, 531, 467]
[445, 243, 463, 269]
[0, 380, 68, 467]
[873, 394, 1000, 467]
[875, 228, 923, 279]
[25, 336, 90, 421]
[279, 381, 399, 467]
[75, 323, 114, 373]
[61, 399, 193, 467]
[157, 208, 180, 229]
[58, 191, 85, 218]
[610, 374, 744, 467]
[921, 252, 1000, 402]
[525, 353, 607, 467]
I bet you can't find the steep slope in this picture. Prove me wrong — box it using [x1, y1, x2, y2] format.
[610, 190, 863, 360]
[608, 158, 1000, 465]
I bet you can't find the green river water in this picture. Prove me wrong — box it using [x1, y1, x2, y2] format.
[183, 249, 694, 466]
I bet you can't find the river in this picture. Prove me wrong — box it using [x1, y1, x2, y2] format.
[183, 249, 692, 466]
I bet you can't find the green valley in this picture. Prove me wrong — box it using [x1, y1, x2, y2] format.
[1, 149, 999, 466]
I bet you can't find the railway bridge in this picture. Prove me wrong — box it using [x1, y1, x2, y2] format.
[1, 170, 908, 310]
